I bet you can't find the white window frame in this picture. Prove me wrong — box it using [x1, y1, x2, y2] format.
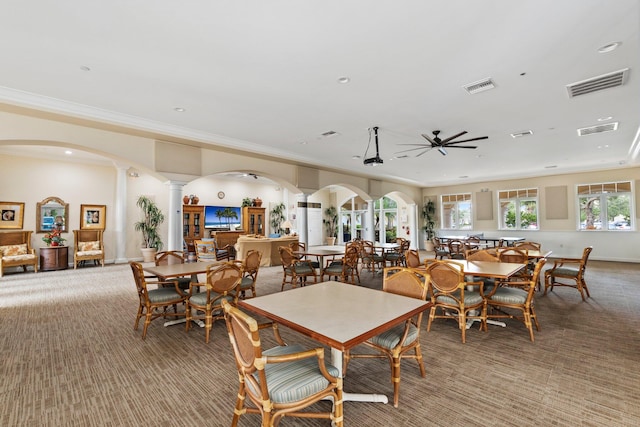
[440, 193, 472, 230]
[498, 188, 539, 230]
[577, 181, 634, 231]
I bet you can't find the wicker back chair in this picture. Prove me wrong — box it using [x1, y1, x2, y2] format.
[153, 251, 191, 289]
[483, 259, 546, 341]
[544, 246, 593, 301]
[236, 249, 262, 298]
[359, 240, 385, 273]
[344, 267, 428, 407]
[432, 237, 450, 259]
[185, 262, 242, 343]
[221, 300, 343, 427]
[515, 241, 541, 251]
[425, 260, 487, 343]
[130, 261, 188, 340]
[405, 249, 421, 268]
[322, 245, 360, 284]
[73, 229, 104, 269]
[278, 246, 317, 291]
[497, 247, 530, 281]
[448, 239, 466, 259]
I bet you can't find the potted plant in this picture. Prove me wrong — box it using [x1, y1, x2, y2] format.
[422, 199, 436, 251]
[323, 206, 338, 245]
[134, 195, 165, 262]
[242, 197, 253, 208]
[269, 202, 286, 236]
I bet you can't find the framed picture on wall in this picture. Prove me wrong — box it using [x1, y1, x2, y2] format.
[80, 204, 106, 230]
[0, 201, 24, 229]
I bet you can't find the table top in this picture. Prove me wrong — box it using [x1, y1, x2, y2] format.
[523, 250, 552, 259]
[419, 260, 525, 279]
[143, 261, 222, 278]
[293, 247, 345, 257]
[238, 281, 431, 351]
[440, 236, 525, 243]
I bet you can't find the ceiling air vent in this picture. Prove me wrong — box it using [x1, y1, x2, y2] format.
[463, 78, 495, 94]
[577, 122, 618, 136]
[320, 130, 340, 138]
[566, 68, 629, 98]
[510, 130, 534, 138]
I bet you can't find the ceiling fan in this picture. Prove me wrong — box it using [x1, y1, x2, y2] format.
[397, 130, 488, 156]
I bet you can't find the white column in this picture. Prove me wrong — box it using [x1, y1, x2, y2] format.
[410, 203, 419, 250]
[365, 200, 375, 242]
[166, 181, 187, 251]
[113, 163, 129, 264]
[297, 193, 308, 246]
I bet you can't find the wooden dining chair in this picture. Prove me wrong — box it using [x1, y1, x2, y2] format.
[130, 261, 188, 340]
[405, 249, 422, 268]
[544, 246, 593, 301]
[235, 249, 262, 299]
[344, 267, 429, 407]
[425, 260, 487, 343]
[153, 250, 192, 289]
[278, 246, 317, 291]
[221, 300, 343, 427]
[185, 262, 242, 343]
[483, 259, 546, 341]
[432, 237, 450, 260]
[448, 239, 466, 259]
[289, 240, 320, 268]
[322, 244, 360, 284]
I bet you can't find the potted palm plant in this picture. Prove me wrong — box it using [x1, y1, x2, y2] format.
[323, 206, 338, 245]
[134, 195, 165, 262]
[422, 200, 436, 251]
[269, 202, 286, 236]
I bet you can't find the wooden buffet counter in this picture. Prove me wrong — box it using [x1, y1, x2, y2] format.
[235, 235, 299, 266]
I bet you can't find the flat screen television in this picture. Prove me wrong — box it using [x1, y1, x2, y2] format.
[204, 205, 242, 230]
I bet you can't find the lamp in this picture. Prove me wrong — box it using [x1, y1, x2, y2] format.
[437, 146, 448, 156]
[282, 220, 293, 235]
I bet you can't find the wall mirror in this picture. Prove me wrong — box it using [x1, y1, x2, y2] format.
[36, 196, 69, 233]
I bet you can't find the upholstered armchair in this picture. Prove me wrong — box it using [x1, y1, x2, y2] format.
[73, 230, 104, 269]
[0, 231, 38, 277]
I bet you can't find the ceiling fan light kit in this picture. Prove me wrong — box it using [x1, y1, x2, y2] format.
[364, 126, 384, 166]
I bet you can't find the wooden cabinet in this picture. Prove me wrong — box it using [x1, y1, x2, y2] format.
[183, 205, 205, 252]
[242, 207, 265, 236]
[40, 246, 68, 271]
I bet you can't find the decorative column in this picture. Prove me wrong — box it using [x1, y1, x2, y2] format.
[113, 163, 129, 264]
[296, 193, 309, 246]
[166, 180, 187, 251]
[410, 203, 419, 250]
[365, 200, 375, 242]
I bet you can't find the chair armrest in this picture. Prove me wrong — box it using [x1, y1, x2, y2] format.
[549, 257, 581, 270]
[265, 347, 338, 381]
[188, 282, 207, 294]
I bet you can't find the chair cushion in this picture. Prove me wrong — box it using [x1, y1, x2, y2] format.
[78, 241, 100, 251]
[77, 250, 103, 256]
[324, 265, 343, 275]
[370, 323, 418, 349]
[252, 344, 340, 404]
[0, 244, 27, 256]
[147, 288, 184, 303]
[435, 290, 483, 306]
[292, 264, 314, 274]
[490, 287, 527, 304]
[188, 292, 233, 307]
[2, 254, 36, 262]
[549, 267, 579, 278]
[239, 276, 254, 291]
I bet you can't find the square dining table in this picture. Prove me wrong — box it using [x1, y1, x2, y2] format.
[238, 281, 432, 405]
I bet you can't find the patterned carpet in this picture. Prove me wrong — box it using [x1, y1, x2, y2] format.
[1, 257, 639, 426]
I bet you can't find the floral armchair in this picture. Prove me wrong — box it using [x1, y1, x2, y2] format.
[0, 231, 38, 277]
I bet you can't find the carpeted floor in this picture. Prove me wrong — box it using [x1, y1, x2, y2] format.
[1, 257, 639, 426]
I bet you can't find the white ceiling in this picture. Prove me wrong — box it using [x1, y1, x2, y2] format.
[1, 0, 639, 186]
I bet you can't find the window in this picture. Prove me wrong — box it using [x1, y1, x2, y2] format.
[441, 193, 472, 230]
[374, 196, 398, 242]
[498, 188, 538, 230]
[578, 181, 633, 231]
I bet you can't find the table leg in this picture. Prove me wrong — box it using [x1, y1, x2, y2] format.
[330, 348, 389, 404]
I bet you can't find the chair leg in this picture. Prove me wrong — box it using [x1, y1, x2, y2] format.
[142, 311, 153, 340]
[205, 309, 212, 343]
[231, 382, 246, 427]
[581, 277, 591, 298]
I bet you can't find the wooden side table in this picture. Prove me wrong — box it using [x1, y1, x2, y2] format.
[40, 246, 69, 271]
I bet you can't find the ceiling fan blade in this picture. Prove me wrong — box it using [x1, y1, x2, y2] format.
[440, 131, 467, 144]
[397, 143, 433, 147]
[446, 145, 477, 149]
[444, 136, 489, 145]
[420, 134, 436, 145]
[416, 148, 433, 157]
[394, 146, 432, 154]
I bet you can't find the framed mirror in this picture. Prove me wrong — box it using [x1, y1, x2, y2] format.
[36, 196, 69, 233]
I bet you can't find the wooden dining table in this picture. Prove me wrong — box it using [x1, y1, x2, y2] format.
[239, 281, 432, 406]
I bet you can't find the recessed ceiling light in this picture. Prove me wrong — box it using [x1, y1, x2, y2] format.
[598, 42, 621, 53]
[459, 175, 468, 179]
[352, 155, 361, 160]
[79, 65, 91, 72]
[174, 107, 185, 112]
[337, 76, 351, 84]
[299, 141, 308, 145]
[597, 116, 613, 122]
[65, 150, 73, 155]
[544, 165, 557, 169]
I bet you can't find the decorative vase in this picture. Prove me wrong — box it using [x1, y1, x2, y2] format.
[327, 237, 336, 246]
[254, 197, 262, 207]
[51, 241, 59, 247]
[183, 195, 190, 205]
[192, 196, 199, 205]
[141, 247, 157, 263]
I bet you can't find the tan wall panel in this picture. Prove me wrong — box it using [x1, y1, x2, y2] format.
[545, 185, 568, 219]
